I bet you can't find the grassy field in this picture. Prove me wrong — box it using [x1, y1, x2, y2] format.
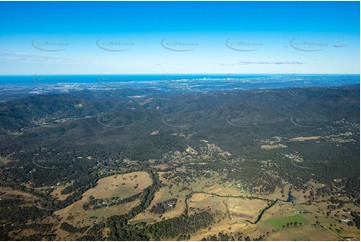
[252, 195, 360, 241]
[263, 214, 308, 229]
[0, 156, 10, 165]
[50, 183, 73, 201]
[188, 193, 228, 215]
[188, 192, 269, 240]
[265, 224, 338, 241]
[128, 217, 156, 225]
[84, 172, 152, 199]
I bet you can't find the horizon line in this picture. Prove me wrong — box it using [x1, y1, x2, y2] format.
[0, 73, 360, 76]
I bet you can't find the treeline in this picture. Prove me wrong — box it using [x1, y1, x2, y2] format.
[350, 211, 360, 229]
[60, 222, 88, 234]
[202, 231, 246, 241]
[147, 211, 213, 239]
[345, 176, 360, 201]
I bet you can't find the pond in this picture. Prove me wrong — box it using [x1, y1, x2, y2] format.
[286, 193, 295, 202]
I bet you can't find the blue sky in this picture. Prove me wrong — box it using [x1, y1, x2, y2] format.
[0, 1, 359, 75]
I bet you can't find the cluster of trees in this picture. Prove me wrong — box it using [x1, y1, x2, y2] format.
[108, 211, 214, 240]
[281, 221, 302, 229]
[0, 199, 49, 223]
[345, 176, 360, 201]
[148, 211, 213, 239]
[0, 198, 55, 240]
[150, 198, 177, 214]
[60, 222, 88, 234]
[80, 222, 106, 241]
[201, 231, 248, 241]
[350, 211, 360, 229]
[0, 227, 9, 240]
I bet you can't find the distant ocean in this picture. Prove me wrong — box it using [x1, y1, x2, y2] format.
[0, 74, 274, 85]
[0, 74, 359, 90]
